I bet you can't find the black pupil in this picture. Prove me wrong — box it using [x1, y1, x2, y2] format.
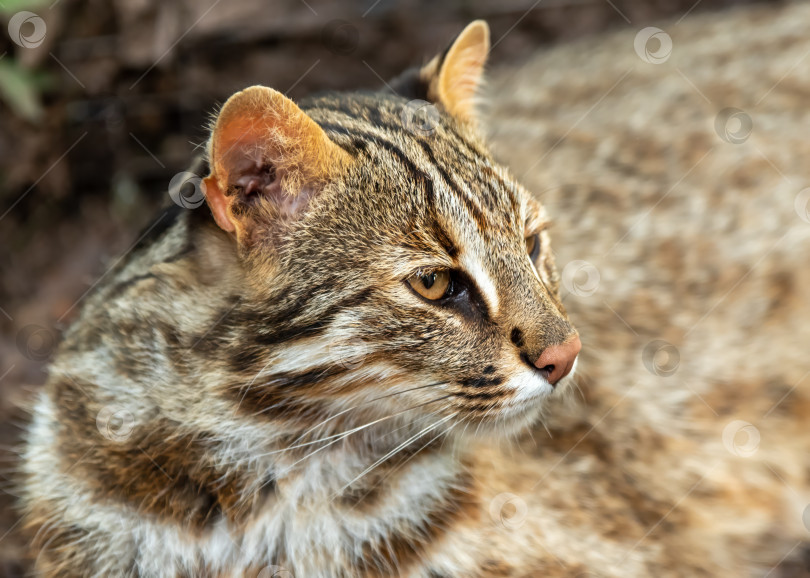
[422, 273, 435, 289]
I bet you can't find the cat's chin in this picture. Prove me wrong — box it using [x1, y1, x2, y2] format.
[457, 402, 546, 441]
[460, 397, 549, 441]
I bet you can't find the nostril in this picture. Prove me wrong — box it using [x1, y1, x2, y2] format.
[522, 353, 556, 378]
[531, 334, 582, 385]
[533, 363, 555, 383]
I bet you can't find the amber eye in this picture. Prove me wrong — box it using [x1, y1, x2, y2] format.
[525, 233, 540, 261]
[407, 270, 451, 300]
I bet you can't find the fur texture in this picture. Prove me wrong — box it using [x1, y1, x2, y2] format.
[18, 5, 810, 577]
[20, 21, 578, 578]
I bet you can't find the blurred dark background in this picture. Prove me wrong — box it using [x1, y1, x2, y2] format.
[0, 0, 772, 574]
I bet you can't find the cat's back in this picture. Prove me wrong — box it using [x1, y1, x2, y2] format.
[485, 3, 810, 575]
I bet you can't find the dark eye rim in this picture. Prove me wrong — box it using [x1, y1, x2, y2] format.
[526, 233, 541, 262]
[403, 268, 489, 320]
[404, 269, 457, 303]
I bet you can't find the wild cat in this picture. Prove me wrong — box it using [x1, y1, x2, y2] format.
[20, 20, 586, 577]
[18, 5, 810, 577]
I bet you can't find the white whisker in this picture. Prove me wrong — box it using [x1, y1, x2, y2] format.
[293, 380, 448, 442]
[274, 396, 454, 473]
[336, 413, 457, 496]
[342, 419, 457, 515]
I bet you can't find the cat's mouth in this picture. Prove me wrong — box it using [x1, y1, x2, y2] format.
[454, 362, 579, 438]
[515, 354, 578, 398]
[509, 359, 578, 414]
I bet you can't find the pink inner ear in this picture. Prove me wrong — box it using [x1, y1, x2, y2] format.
[227, 157, 315, 223]
[204, 87, 352, 239]
[231, 159, 279, 202]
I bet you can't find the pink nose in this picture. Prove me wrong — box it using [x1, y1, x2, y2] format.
[533, 335, 581, 385]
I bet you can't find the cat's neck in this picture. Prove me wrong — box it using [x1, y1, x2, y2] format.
[216, 412, 468, 504]
[206, 418, 479, 574]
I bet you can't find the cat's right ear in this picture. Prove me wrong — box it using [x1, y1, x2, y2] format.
[203, 86, 350, 247]
[390, 20, 490, 124]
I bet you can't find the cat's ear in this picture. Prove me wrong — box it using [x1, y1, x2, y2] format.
[391, 20, 490, 123]
[203, 85, 350, 246]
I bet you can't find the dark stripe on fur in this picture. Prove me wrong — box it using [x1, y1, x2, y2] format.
[49, 379, 263, 534]
[350, 473, 478, 577]
[417, 140, 488, 232]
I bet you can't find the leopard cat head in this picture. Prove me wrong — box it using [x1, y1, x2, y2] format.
[202, 21, 580, 438]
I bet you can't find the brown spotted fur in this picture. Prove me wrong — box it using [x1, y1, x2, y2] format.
[19, 5, 810, 577]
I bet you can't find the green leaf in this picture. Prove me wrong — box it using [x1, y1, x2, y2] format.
[0, 0, 50, 16]
[0, 59, 44, 123]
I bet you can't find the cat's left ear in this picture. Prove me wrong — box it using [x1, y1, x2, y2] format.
[391, 20, 490, 123]
[202, 86, 351, 248]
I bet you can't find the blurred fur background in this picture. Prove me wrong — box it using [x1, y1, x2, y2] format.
[1, 0, 805, 575]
